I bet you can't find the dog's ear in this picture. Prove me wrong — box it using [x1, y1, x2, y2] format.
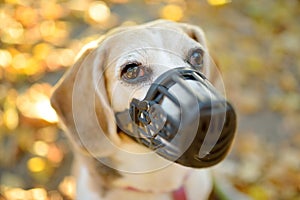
[51, 41, 120, 157]
[178, 23, 208, 49]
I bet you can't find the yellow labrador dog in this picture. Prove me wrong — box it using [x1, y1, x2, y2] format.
[51, 20, 235, 200]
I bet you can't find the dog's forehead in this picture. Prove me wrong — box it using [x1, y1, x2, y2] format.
[102, 27, 200, 61]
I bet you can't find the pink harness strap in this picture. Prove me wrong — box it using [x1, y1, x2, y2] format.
[125, 185, 187, 200]
[172, 186, 187, 200]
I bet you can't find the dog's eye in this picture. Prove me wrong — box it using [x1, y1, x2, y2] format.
[187, 48, 204, 70]
[121, 62, 145, 81]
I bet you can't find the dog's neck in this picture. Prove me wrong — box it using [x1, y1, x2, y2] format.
[91, 157, 189, 198]
[74, 156, 190, 200]
[74, 154, 193, 200]
[74, 147, 212, 200]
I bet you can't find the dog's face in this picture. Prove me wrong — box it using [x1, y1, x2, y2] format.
[51, 20, 232, 194]
[51, 20, 231, 178]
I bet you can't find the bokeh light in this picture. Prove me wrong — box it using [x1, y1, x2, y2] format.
[16, 84, 58, 123]
[40, 1, 65, 20]
[15, 6, 38, 27]
[30, 188, 48, 200]
[27, 157, 46, 173]
[3, 90, 19, 130]
[88, 1, 111, 23]
[3, 188, 29, 200]
[3, 188, 48, 200]
[0, 50, 12, 68]
[3, 22, 24, 44]
[3, 106, 19, 130]
[40, 20, 56, 39]
[47, 144, 64, 164]
[59, 176, 75, 199]
[33, 141, 49, 157]
[160, 4, 184, 21]
[207, 0, 231, 6]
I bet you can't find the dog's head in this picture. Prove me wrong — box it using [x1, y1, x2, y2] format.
[51, 20, 235, 173]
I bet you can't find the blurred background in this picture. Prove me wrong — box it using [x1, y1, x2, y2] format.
[0, 0, 299, 199]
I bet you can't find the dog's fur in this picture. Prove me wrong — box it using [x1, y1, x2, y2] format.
[51, 20, 222, 200]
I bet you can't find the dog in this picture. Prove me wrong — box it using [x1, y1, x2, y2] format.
[51, 20, 234, 200]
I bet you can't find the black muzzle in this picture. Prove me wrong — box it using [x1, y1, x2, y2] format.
[115, 67, 236, 168]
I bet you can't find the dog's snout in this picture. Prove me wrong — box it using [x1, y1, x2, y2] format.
[116, 68, 237, 168]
